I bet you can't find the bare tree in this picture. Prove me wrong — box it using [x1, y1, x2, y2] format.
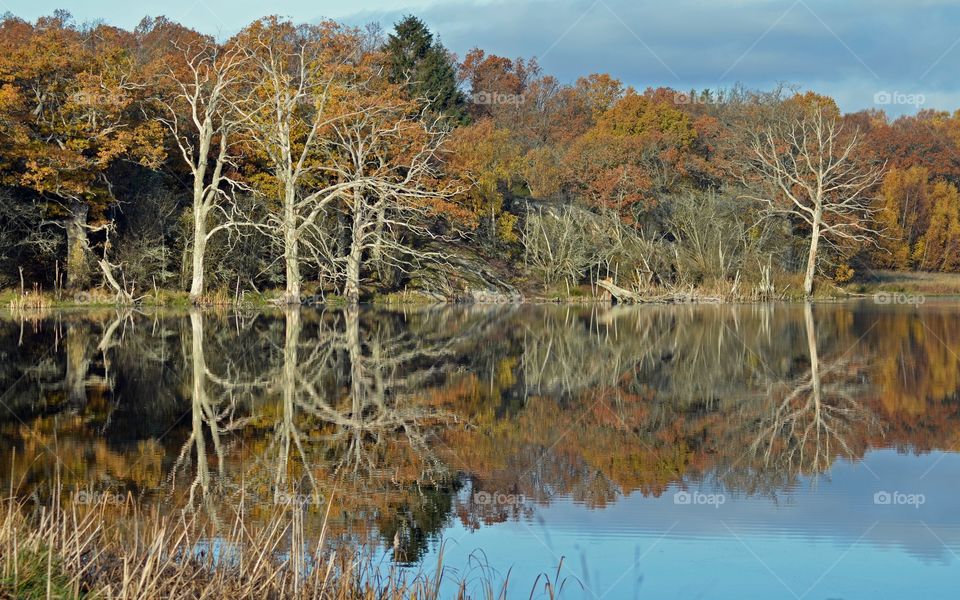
[521, 204, 657, 293]
[667, 190, 770, 285]
[521, 206, 593, 288]
[155, 40, 249, 302]
[745, 105, 884, 296]
[328, 97, 457, 304]
[234, 20, 368, 305]
[0, 193, 59, 288]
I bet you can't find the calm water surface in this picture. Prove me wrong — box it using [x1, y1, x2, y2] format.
[1, 301, 959, 598]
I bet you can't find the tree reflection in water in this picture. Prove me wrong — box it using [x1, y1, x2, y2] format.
[749, 303, 878, 477]
[170, 310, 259, 519]
[0, 302, 958, 561]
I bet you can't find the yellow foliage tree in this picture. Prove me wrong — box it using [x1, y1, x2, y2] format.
[916, 180, 960, 271]
[446, 118, 524, 242]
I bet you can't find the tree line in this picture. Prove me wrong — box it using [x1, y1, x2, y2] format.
[1, 11, 958, 304]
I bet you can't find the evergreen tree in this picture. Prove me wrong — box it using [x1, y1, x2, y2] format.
[384, 15, 467, 123]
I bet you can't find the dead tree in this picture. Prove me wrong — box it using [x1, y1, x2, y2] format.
[745, 105, 884, 296]
[155, 40, 250, 302]
[234, 20, 369, 305]
[328, 98, 458, 305]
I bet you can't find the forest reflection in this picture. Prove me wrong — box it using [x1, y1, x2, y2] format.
[1, 302, 959, 562]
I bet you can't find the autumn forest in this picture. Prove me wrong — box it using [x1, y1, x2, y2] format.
[1, 10, 960, 305]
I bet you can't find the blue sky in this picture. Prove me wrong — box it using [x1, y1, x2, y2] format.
[5, 0, 959, 116]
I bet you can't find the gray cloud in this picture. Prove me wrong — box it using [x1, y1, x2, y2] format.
[11, 0, 960, 115]
[340, 0, 960, 116]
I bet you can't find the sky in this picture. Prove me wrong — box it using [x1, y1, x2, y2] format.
[4, 0, 959, 116]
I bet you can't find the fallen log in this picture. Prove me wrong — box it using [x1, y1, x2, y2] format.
[597, 278, 645, 304]
[97, 259, 136, 304]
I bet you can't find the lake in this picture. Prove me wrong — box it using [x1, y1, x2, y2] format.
[1, 301, 959, 598]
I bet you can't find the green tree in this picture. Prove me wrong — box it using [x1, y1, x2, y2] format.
[384, 15, 466, 123]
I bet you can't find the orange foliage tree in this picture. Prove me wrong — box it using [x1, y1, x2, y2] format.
[0, 12, 163, 289]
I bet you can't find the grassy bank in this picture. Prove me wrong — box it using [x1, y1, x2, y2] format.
[0, 288, 284, 311]
[841, 270, 960, 297]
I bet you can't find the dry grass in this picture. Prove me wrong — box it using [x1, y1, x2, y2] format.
[193, 288, 237, 307]
[6, 283, 50, 312]
[0, 491, 426, 599]
[846, 269, 960, 296]
[0, 487, 577, 600]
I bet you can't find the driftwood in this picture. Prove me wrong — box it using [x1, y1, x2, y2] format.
[597, 278, 645, 304]
[97, 259, 135, 304]
[597, 278, 723, 304]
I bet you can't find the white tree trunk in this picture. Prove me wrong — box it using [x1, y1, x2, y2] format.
[345, 246, 362, 305]
[344, 191, 365, 305]
[158, 43, 247, 304]
[803, 210, 822, 297]
[282, 188, 301, 305]
[189, 206, 208, 302]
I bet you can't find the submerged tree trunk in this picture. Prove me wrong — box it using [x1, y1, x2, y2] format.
[277, 307, 301, 492]
[344, 307, 364, 447]
[66, 202, 91, 290]
[804, 302, 821, 406]
[65, 323, 90, 407]
[189, 310, 212, 502]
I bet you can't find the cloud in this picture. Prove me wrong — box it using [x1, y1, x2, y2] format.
[11, 0, 960, 115]
[338, 0, 960, 115]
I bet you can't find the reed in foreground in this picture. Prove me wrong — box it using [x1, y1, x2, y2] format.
[0, 489, 553, 600]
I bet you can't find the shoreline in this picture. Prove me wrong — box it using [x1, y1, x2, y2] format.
[4, 270, 960, 310]
[0, 292, 957, 313]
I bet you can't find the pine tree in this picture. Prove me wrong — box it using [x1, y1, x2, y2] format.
[384, 15, 467, 123]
